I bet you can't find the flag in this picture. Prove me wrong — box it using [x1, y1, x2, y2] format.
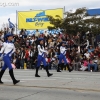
[8, 18, 15, 28]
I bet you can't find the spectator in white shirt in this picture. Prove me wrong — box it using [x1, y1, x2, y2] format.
[84, 50, 90, 59]
[35, 29, 40, 37]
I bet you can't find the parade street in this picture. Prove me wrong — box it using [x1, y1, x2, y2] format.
[0, 69, 100, 100]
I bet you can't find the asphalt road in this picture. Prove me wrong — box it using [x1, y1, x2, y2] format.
[0, 69, 100, 100]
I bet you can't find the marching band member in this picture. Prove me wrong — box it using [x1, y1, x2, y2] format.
[57, 41, 72, 72]
[0, 33, 20, 85]
[35, 38, 53, 77]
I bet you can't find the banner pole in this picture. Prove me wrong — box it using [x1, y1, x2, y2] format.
[63, 6, 66, 18]
[16, 10, 17, 34]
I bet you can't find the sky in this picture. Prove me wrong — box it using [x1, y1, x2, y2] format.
[0, 0, 100, 29]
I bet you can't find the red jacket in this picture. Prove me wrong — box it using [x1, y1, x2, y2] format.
[25, 50, 29, 58]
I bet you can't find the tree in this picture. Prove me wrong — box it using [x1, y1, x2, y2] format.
[47, 15, 63, 30]
[84, 17, 100, 34]
[47, 7, 100, 35]
[62, 7, 87, 34]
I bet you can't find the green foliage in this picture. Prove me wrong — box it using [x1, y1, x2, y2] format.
[47, 7, 100, 35]
[46, 15, 63, 30]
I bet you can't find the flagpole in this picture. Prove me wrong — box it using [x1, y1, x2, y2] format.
[16, 10, 17, 34]
[63, 6, 66, 18]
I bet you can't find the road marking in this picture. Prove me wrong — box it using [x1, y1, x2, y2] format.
[2, 78, 56, 82]
[2, 79, 25, 82]
[1, 84, 100, 92]
[21, 79, 56, 81]
[2, 75, 86, 80]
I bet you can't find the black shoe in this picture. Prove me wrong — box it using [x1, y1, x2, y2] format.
[35, 67, 40, 77]
[66, 64, 72, 72]
[48, 73, 53, 77]
[0, 80, 3, 84]
[57, 70, 61, 72]
[69, 70, 71, 72]
[45, 66, 53, 77]
[68, 69, 72, 72]
[57, 64, 62, 71]
[9, 69, 20, 85]
[0, 70, 5, 84]
[35, 74, 40, 77]
[13, 80, 20, 85]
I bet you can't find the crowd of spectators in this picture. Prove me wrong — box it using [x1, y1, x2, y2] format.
[0, 28, 100, 72]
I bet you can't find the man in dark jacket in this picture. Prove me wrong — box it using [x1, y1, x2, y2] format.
[19, 47, 25, 69]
